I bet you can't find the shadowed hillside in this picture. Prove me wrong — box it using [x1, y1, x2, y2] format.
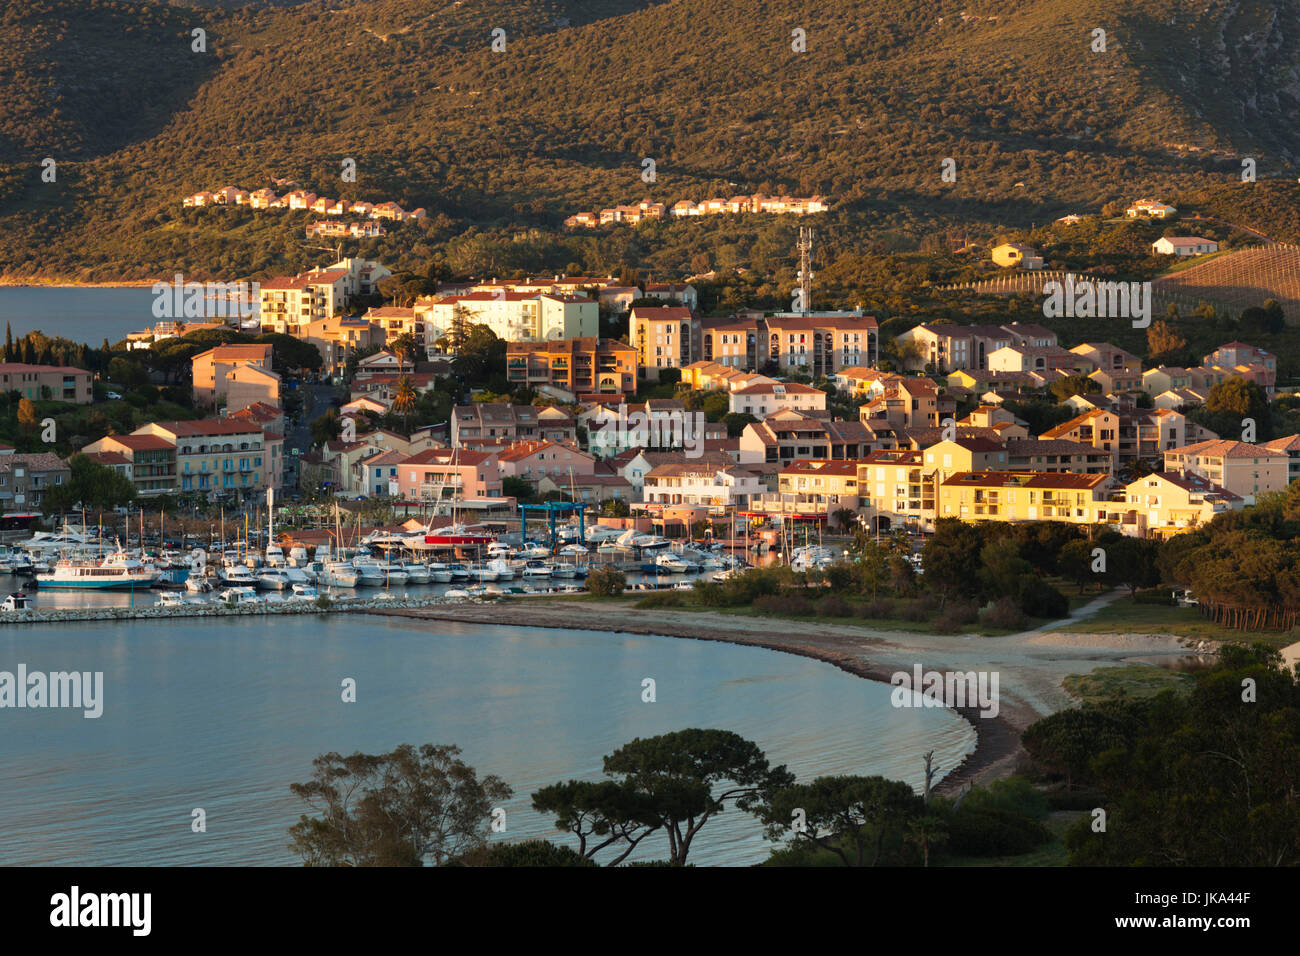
[0, 0, 1296, 280]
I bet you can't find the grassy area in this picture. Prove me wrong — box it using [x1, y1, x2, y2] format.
[1062, 664, 1197, 704]
[1052, 600, 1300, 648]
[629, 595, 1061, 637]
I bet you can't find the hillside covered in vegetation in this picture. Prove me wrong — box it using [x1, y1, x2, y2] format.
[0, 0, 1297, 282]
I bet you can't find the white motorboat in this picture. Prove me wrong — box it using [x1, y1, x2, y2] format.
[283, 566, 310, 585]
[466, 562, 498, 582]
[2, 592, 32, 611]
[220, 563, 258, 585]
[402, 563, 430, 584]
[443, 588, 471, 600]
[320, 562, 360, 588]
[426, 563, 454, 583]
[376, 562, 409, 585]
[258, 568, 291, 591]
[218, 586, 261, 605]
[265, 544, 287, 567]
[185, 573, 214, 593]
[288, 546, 310, 566]
[584, 525, 624, 544]
[486, 558, 515, 580]
[350, 560, 386, 586]
[521, 560, 552, 577]
[655, 553, 691, 573]
[157, 591, 187, 607]
[446, 563, 470, 580]
[288, 584, 320, 601]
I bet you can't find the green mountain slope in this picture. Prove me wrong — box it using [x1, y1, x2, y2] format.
[0, 0, 1296, 281]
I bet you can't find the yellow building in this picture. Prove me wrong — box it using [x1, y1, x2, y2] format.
[631, 305, 695, 381]
[938, 471, 1114, 524]
[856, 449, 933, 532]
[991, 243, 1043, 269]
[1120, 471, 1244, 537]
[750, 459, 862, 520]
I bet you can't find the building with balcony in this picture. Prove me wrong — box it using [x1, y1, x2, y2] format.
[1163, 439, 1289, 504]
[0, 452, 71, 513]
[640, 462, 764, 509]
[938, 471, 1116, 525]
[856, 449, 933, 532]
[748, 459, 862, 522]
[0, 363, 93, 404]
[451, 404, 577, 449]
[133, 420, 277, 496]
[80, 434, 178, 497]
[417, 292, 598, 346]
[506, 337, 637, 398]
[1119, 472, 1244, 537]
[394, 448, 502, 500]
[740, 410, 891, 466]
[631, 305, 697, 380]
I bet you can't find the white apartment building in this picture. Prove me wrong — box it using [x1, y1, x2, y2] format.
[641, 463, 764, 509]
[258, 258, 392, 335]
[416, 292, 598, 346]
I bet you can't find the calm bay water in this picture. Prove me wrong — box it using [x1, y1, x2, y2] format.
[0, 286, 170, 343]
[0, 615, 975, 866]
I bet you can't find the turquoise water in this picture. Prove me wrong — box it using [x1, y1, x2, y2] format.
[0, 615, 975, 866]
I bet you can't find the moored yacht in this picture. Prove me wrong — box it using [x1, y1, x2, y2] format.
[257, 568, 291, 591]
[35, 549, 159, 590]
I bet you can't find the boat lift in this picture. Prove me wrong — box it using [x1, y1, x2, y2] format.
[517, 502, 585, 552]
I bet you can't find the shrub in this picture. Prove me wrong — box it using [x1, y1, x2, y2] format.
[586, 566, 626, 597]
[933, 599, 979, 633]
[859, 598, 895, 619]
[1133, 587, 1175, 606]
[962, 777, 1051, 820]
[634, 591, 687, 608]
[1017, 576, 1069, 618]
[692, 581, 726, 606]
[817, 594, 853, 618]
[947, 807, 1052, 857]
[448, 839, 597, 867]
[981, 596, 1027, 630]
[897, 600, 931, 622]
[755, 593, 814, 615]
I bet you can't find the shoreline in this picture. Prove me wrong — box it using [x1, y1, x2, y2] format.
[368, 600, 1056, 795]
[0, 279, 159, 289]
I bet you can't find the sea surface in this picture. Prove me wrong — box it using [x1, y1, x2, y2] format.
[0, 286, 194, 344]
[0, 614, 976, 866]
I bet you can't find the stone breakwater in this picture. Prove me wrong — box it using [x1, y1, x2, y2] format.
[0, 595, 497, 626]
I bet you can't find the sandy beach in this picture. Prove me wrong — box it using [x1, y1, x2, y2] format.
[368, 590, 1208, 795]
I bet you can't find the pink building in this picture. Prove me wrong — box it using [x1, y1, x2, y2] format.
[495, 441, 596, 483]
[395, 448, 502, 501]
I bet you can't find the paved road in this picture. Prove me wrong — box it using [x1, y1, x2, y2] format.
[282, 381, 331, 492]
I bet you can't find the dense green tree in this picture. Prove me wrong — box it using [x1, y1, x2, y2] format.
[757, 775, 924, 866]
[599, 729, 795, 866]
